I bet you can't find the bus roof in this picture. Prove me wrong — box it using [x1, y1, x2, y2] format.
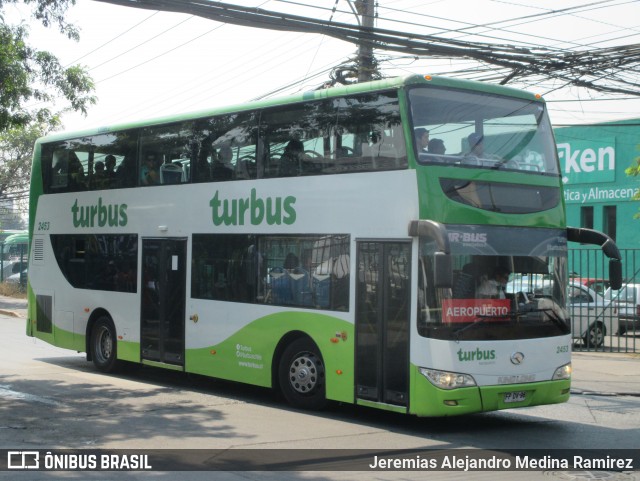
[3, 232, 28, 245]
[36, 74, 544, 144]
[0, 229, 27, 240]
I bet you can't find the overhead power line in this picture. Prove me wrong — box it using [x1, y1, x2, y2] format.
[93, 0, 565, 59]
[93, 0, 640, 97]
[65, 11, 160, 67]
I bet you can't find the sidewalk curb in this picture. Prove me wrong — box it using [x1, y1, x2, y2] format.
[571, 389, 640, 397]
[0, 308, 22, 318]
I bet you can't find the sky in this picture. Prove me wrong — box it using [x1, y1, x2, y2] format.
[7, 0, 640, 134]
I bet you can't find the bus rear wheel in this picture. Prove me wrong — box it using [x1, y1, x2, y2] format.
[91, 316, 120, 373]
[278, 338, 327, 410]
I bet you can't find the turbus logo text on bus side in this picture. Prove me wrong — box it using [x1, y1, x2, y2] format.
[71, 198, 128, 228]
[210, 188, 296, 226]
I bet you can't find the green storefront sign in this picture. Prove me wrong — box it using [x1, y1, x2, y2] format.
[557, 137, 616, 186]
[554, 120, 640, 250]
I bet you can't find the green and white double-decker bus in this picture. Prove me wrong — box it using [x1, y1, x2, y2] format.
[27, 75, 621, 416]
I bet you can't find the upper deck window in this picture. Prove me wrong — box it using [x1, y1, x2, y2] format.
[409, 87, 559, 175]
[40, 90, 407, 194]
[42, 130, 138, 193]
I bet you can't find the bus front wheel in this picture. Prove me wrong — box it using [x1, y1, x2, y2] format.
[278, 338, 327, 410]
[91, 316, 120, 373]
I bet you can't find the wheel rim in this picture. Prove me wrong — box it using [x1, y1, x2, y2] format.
[95, 325, 113, 363]
[288, 353, 322, 394]
[588, 326, 603, 346]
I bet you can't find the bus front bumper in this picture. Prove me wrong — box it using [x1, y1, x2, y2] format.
[410, 377, 571, 417]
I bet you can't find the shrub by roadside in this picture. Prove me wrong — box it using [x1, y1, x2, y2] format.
[0, 282, 26, 299]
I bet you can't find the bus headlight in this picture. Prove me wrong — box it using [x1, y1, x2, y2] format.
[419, 367, 476, 390]
[552, 362, 572, 380]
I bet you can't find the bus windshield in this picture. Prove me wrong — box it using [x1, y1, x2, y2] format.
[409, 86, 558, 174]
[418, 225, 569, 341]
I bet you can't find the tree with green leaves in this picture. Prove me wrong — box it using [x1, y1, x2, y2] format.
[0, 123, 44, 226]
[1, 0, 96, 131]
[626, 147, 640, 220]
[0, 0, 95, 227]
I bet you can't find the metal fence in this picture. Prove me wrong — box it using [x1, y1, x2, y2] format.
[569, 248, 639, 353]
[1, 240, 635, 351]
[0, 243, 28, 286]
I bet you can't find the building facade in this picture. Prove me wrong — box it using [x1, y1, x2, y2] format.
[554, 119, 640, 283]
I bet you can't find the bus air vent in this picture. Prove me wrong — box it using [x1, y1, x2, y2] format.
[32, 236, 45, 265]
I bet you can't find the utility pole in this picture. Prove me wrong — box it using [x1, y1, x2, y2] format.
[355, 0, 376, 82]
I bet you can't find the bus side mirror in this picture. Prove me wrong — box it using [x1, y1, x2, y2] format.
[433, 252, 453, 288]
[567, 227, 623, 291]
[609, 259, 622, 290]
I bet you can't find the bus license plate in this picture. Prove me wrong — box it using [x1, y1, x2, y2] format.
[504, 391, 526, 403]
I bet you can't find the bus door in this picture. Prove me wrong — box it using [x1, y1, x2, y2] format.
[355, 241, 411, 407]
[140, 238, 187, 367]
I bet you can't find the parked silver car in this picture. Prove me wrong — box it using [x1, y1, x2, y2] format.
[509, 280, 616, 346]
[1, 259, 26, 281]
[604, 284, 640, 335]
[5, 267, 27, 285]
[568, 282, 618, 347]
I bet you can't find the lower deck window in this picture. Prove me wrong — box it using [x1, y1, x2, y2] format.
[192, 234, 350, 311]
[51, 234, 138, 292]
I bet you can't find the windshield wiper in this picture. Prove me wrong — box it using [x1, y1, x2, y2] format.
[454, 314, 514, 341]
[519, 308, 569, 332]
[455, 319, 482, 341]
[541, 308, 570, 332]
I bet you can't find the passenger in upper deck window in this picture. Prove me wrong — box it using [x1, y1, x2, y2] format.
[104, 155, 117, 179]
[67, 152, 86, 190]
[427, 138, 446, 155]
[414, 128, 430, 152]
[279, 139, 304, 177]
[219, 145, 234, 166]
[211, 145, 234, 181]
[116, 156, 136, 187]
[466, 133, 484, 157]
[91, 161, 109, 190]
[141, 153, 160, 185]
